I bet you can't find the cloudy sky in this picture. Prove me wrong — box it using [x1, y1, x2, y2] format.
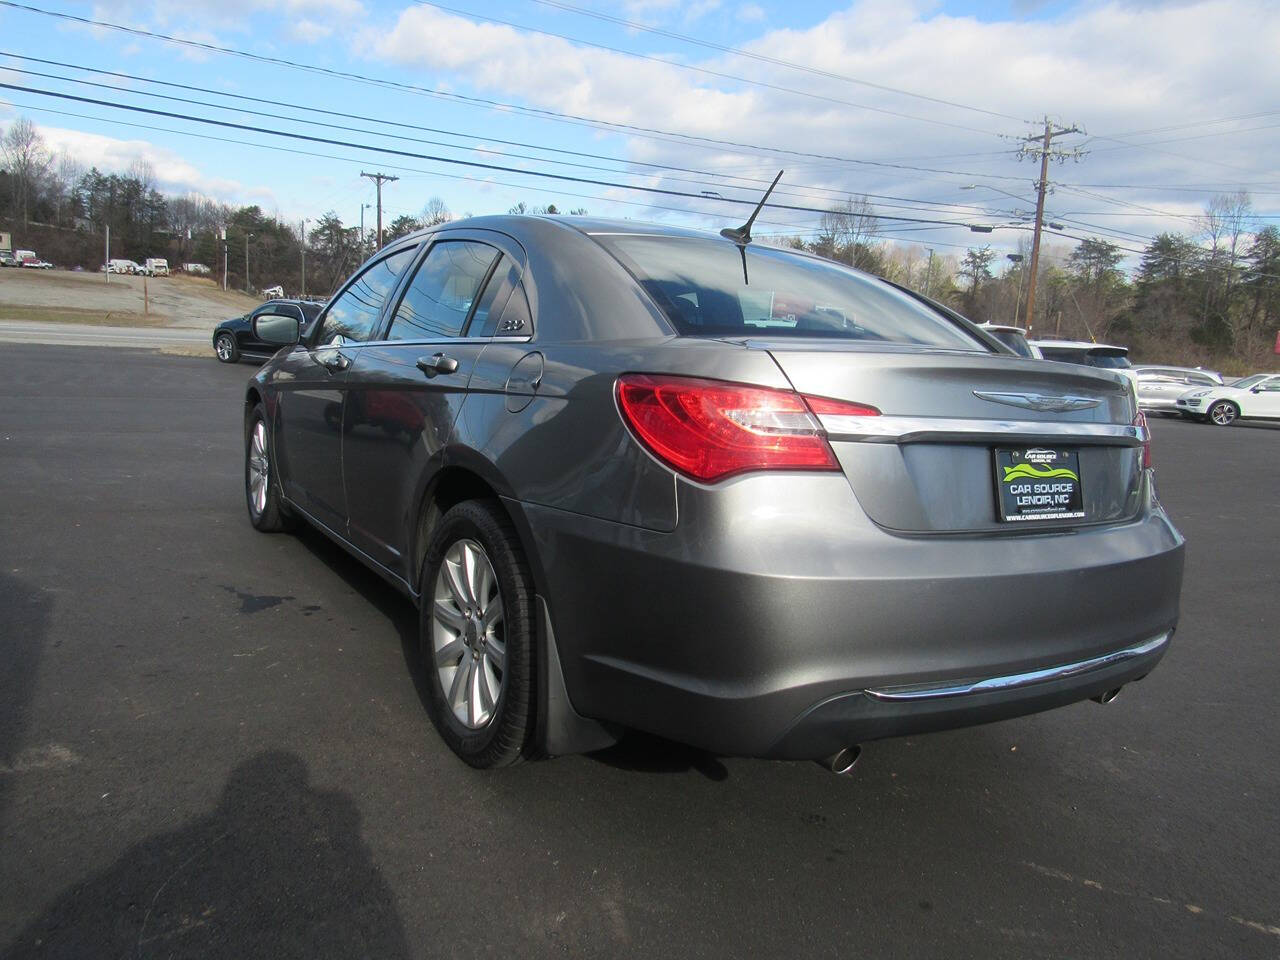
[2, 0, 1278, 263]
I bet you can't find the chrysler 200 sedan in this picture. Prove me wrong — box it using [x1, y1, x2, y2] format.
[241, 216, 1184, 771]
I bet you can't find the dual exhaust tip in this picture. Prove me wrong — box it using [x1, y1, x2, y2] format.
[818, 685, 1124, 774]
[819, 685, 1125, 774]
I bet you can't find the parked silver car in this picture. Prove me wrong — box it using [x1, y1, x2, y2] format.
[242, 216, 1185, 770]
[1133, 365, 1223, 414]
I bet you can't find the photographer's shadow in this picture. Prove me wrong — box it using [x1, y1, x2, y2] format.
[3, 751, 410, 960]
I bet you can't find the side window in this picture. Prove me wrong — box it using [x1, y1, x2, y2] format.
[315, 248, 415, 346]
[471, 257, 525, 338]
[1258, 377, 1280, 392]
[386, 241, 499, 340]
[1185, 372, 1214, 386]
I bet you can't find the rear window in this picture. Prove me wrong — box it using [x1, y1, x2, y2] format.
[595, 235, 986, 350]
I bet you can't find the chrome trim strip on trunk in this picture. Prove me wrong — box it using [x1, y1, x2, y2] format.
[817, 414, 1147, 445]
[863, 632, 1170, 702]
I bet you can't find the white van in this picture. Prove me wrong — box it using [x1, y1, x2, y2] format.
[107, 259, 137, 274]
[141, 258, 169, 276]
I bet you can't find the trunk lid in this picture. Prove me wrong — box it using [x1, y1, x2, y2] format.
[754, 340, 1144, 533]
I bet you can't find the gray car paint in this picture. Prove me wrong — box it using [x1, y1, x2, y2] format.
[248, 214, 1185, 760]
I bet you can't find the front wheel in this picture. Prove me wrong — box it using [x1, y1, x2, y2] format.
[215, 333, 239, 363]
[420, 500, 536, 768]
[1207, 400, 1238, 426]
[245, 404, 293, 531]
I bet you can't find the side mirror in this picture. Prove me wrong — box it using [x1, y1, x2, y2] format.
[1250, 386, 1263, 393]
[253, 312, 301, 346]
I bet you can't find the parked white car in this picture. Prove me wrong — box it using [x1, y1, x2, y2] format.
[1175, 373, 1280, 426]
[107, 259, 140, 274]
[1132, 366, 1223, 414]
[261, 285, 285, 298]
[181, 262, 212, 276]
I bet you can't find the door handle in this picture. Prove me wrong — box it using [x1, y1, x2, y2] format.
[317, 351, 350, 372]
[416, 353, 459, 377]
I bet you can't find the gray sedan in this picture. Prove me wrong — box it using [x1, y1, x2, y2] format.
[240, 216, 1184, 771]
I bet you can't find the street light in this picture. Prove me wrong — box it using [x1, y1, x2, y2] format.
[1007, 253, 1027, 329]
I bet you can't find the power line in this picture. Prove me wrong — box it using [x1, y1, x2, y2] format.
[0, 56, 1009, 218]
[0, 80, 999, 228]
[0, 1, 1038, 184]
[525, 0, 1027, 123]
[412, 1, 1004, 137]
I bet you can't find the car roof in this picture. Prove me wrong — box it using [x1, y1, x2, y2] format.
[1132, 365, 1217, 373]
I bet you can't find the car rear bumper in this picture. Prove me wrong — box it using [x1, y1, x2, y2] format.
[513, 469, 1184, 760]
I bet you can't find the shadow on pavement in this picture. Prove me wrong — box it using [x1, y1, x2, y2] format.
[1, 751, 411, 960]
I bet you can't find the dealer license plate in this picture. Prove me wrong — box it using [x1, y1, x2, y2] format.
[995, 447, 1085, 522]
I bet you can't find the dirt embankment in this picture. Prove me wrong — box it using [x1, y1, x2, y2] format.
[0, 269, 262, 328]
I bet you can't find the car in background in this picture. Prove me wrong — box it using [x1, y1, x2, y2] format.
[0, 250, 17, 267]
[261, 285, 285, 299]
[1132, 366, 1224, 414]
[107, 259, 141, 274]
[20, 256, 53, 269]
[979, 323, 1042, 358]
[140, 258, 170, 276]
[214, 299, 323, 363]
[237, 215, 1183, 771]
[1175, 373, 1280, 426]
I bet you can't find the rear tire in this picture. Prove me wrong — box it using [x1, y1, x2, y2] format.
[420, 500, 536, 768]
[215, 333, 239, 363]
[1207, 399, 1238, 426]
[245, 403, 294, 532]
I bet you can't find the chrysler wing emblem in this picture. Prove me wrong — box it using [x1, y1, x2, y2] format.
[973, 391, 1102, 413]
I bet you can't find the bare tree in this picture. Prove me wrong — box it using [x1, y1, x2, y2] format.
[815, 196, 880, 269]
[2, 116, 51, 224]
[50, 150, 85, 226]
[1197, 190, 1253, 352]
[421, 196, 452, 226]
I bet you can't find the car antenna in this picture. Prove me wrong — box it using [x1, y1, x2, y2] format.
[720, 169, 783, 284]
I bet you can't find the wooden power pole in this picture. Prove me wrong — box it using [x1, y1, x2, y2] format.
[360, 171, 399, 251]
[1018, 118, 1084, 333]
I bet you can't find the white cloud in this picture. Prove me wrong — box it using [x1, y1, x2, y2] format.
[353, 0, 1280, 252]
[13, 122, 264, 205]
[737, 3, 766, 22]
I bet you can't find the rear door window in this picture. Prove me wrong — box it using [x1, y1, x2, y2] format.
[386, 240, 500, 340]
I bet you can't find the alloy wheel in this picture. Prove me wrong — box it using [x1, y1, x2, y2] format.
[247, 420, 269, 516]
[216, 335, 234, 361]
[432, 539, 505, 729]
[1210, 402, 1236, 426]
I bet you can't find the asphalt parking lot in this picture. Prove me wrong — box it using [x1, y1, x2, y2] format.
[1, 344, 1277, 959]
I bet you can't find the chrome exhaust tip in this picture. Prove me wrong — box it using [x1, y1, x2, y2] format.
[1091, 686, 1123, 705]
[821, 745, 862, 775]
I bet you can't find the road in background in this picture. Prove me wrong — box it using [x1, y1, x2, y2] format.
[0, 320, 208, 349]
[0, 345, 1276, 959]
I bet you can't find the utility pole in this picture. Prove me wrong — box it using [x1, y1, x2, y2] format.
[300, 219, 307, 299]
[1017, 117, 1084, 332]
[104, 224, 110, 284]
[221, 228, 228, 291]
[923, 248, 935, 297]
[360, 172, 398, 251]
[245, 233, 254, 294]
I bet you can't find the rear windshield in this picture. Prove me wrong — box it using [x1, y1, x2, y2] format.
[595, 235, 986, 350]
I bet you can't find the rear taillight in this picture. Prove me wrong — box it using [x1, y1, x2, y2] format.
[615, 374, 878, 483]
[1135, 410, 1152, 469]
